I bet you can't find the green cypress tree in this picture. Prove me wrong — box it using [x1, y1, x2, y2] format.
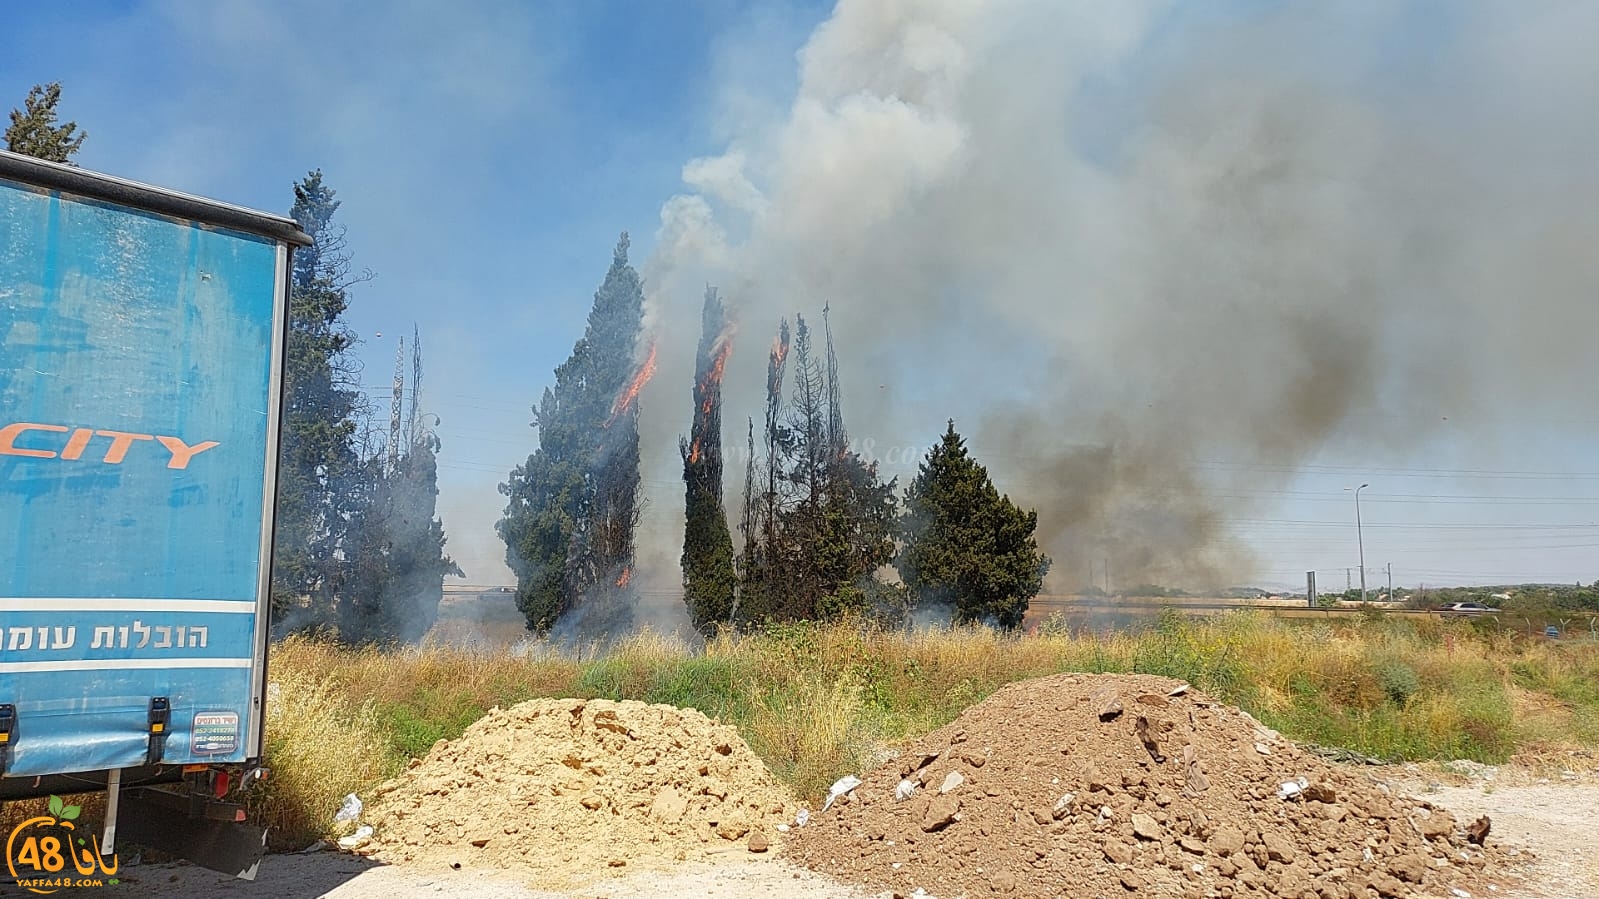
[899, 421, 1051, 629]
[681, 288, 737, 632]
[272, 171, 369, 630]
[5, 83, 86, 163]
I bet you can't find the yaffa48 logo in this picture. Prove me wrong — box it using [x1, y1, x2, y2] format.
[6, 795, 120, 894]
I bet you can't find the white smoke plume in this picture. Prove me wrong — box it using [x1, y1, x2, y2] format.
[632, 0, 1599, 601]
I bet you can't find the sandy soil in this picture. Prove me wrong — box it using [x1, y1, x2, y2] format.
[1384, 765, 1599, 899]
[103, 764, 1599, 898]
[105, 850, 883, 899]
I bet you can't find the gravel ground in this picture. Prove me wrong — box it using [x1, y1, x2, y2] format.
[100, 766, 1599, 899]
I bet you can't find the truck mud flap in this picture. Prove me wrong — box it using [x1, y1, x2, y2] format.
[116, 787, 267, 880]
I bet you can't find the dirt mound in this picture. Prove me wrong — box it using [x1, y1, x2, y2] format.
[360, 698, 794, 885]
[787, 673, 1515, 899]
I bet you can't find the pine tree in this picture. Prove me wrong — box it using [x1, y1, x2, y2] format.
[5, 83, 86, 163]
[681, 288, 737, 632]
[272, 171, 370, 630]
[499, 234, 647, 636]
[899, 421, 1051, 629]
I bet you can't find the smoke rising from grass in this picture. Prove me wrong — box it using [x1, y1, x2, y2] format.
[634, 1, 1599, 597]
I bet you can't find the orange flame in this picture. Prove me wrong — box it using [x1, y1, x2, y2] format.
[770, 335, 789, 368]
[689, 439, 702, 464]
[610, 340, 659, 419]
[616, 566, 632, 588]
[696, 326, 735, 416]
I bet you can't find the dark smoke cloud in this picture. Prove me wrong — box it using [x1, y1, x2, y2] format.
[634, 1, 1599, 595]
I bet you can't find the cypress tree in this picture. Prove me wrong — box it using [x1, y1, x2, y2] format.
[272, 171, 368, 630]
[499, 234, 647, 635]
[680, 288, 738, 632]
[899, 421, 1051, 629]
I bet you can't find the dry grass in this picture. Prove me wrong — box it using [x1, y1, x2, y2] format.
[226, 613, 1599, 848]
[246, 656, 394, 849]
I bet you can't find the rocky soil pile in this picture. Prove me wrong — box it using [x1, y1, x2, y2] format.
[787, 673, 1516, 899]
[360, 698, 794, 885]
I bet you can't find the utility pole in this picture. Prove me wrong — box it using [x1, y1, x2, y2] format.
[1346, 568, 1352, 591]
[388, 335, 405, 473]
[1354, 483, 1369, 603]
[1104, 557, 1110, 596]
[1387, 563, 1393, 603]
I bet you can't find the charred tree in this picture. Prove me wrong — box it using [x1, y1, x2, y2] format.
[734, 309, 898, 624]
[680, 287, 738, 633]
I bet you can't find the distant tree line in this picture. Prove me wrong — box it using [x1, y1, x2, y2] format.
[7, 83, 461, 644]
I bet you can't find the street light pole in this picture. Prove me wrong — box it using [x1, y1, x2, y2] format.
[1355, 483, 1369, 603]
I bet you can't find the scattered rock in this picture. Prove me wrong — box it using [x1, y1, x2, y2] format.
[1098, 691, 1125, 722]
[1183, 744, 1211, 794]
[940, 771, 965, 794]
[1104, 840, 1135, 865]
[1261, 832, 1295, 864]
[1210, 826, 1246, 857]
[1131, 812, 1163, 841]
[1303, 783, 1337, 803]
[1416, 809, 1457, 839]
[1051, 792, 1075, 820]
[922, 794, 961, 832]
[1389, 854, 1428, 884]
[748, 831, 770, 853]
[1135, 716, 1167, 763]
[1466, 815, 1491, 845]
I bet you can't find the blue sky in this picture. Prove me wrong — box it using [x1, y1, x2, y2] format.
[7, 1, 1598, 595]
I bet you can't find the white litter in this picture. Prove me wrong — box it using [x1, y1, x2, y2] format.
[336, 825, 373, 850]
[895, 778, 920, 801]
[821, 775, 863, 812]
[334, 793, 362, 823]
[796, 809, 811, 827]
[939, 772, 965, 794]
[1278, 777, 1308, 800]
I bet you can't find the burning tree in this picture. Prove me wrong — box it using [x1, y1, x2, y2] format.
[680, 288, 738, 633]
[498, 234, 649, 635]
[737, 309, 897, 623]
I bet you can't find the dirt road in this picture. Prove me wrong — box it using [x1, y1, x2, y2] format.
[103, 771, 1599, 899]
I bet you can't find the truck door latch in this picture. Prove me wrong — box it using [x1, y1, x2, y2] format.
[146, 697, 171, 766]
[0, 704, 14, 775]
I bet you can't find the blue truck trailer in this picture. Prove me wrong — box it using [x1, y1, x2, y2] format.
[0, 148, 310, 878]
